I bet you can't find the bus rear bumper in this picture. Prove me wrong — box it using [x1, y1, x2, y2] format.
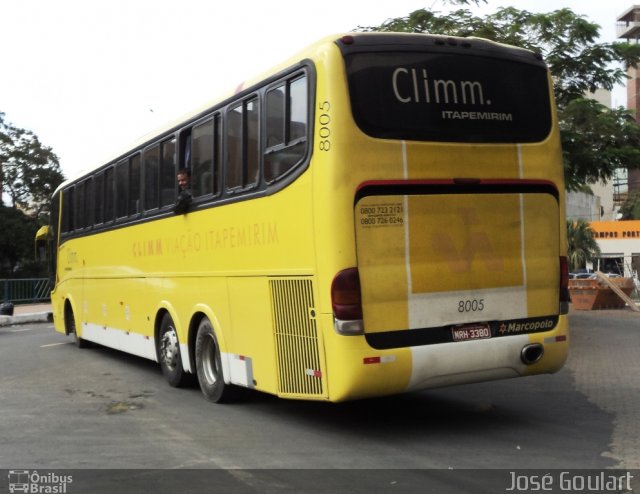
[323, 314, 569, 401]
[406, 315, 568, 392]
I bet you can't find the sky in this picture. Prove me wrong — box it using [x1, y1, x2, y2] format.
[0, 0, 636, 180]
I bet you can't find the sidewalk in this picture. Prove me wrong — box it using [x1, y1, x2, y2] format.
[0, 302, 53, 326]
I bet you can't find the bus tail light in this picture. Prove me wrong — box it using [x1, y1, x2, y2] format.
[331, 267, 364, 335]
[559, 256, 570, 314]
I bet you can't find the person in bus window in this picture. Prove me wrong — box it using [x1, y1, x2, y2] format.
[174, 168, 192, 214]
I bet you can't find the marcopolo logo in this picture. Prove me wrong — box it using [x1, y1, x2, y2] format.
[8, 470, 73, 493]
[497, 317, 557, 336]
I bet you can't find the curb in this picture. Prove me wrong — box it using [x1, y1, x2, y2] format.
[0, 312, 53, 327]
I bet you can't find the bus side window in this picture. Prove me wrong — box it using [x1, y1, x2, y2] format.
[226, 105, 243, 190]
[226, 99, 259, 191]
[144, 145, 160, 211]
[289, 76, 307, 142]
[116, 159, 128, 219]
[62, 187, 74, 233]
[129, 154, 141, 215]
[75, 181, 85, 229]
[94, 171, 105, 225]
[192, 118, 215, 198]
[182, 132, 192, 171]
[265, 75, 307, 183]
[84, 177, 94, 227]
[266, 85, 285, 148]
[212, 114, 221, 195]
[246, 98, 259, 188]
[104, 166, 115, 222]
[161, 138, 177, 207]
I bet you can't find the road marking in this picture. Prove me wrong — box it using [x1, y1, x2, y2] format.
[40, 342, 68, 348]
[11, 328, 34, 333]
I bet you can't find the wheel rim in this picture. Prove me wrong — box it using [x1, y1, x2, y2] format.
[160, 325, 180, 371]
[201, 333, 219, 386]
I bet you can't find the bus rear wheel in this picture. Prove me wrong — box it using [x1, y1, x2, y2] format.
[195, 317, 236, 403]
[158, 313, 191, 388]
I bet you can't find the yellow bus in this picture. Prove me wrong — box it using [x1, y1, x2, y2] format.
[41, 32, 570, 403]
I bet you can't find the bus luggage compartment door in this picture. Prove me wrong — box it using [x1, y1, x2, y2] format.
[354, 182, 561, 336]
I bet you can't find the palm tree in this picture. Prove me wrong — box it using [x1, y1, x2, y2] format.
[566, 219, 601, 272]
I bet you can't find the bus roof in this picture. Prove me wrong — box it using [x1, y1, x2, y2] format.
[55, 31, 543, 194]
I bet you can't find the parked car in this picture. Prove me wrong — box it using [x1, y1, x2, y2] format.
[574, 273, 594, 279]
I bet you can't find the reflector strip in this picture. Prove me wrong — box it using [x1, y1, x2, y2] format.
[544, 335, 567, 344]
[363, 355, 396, 365]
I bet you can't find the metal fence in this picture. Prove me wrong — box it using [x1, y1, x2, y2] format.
[1, 278, 52, 303]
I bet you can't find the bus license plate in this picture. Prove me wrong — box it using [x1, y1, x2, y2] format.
[451, 324, 491, 342]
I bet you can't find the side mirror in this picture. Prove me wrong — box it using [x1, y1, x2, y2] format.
[35, 225, 49, 261]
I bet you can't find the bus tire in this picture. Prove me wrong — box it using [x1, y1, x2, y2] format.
[195, 317, 236, 403]
[65, 303, 90, 349]
[158, 313, 191, 388]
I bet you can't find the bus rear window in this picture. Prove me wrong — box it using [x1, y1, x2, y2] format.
[344, 51, 552, 143]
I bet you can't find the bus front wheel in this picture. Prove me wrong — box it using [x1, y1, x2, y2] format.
[158, 313, 191, 388]
[65, 303, 90, 349]
[195, 317, 235, 403]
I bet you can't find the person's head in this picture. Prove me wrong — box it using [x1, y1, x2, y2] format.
[177, 168, 191, 190]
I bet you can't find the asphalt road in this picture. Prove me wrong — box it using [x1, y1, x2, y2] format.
[0, 309, 638, 493]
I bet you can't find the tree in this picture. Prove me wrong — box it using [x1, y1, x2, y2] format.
[358, 5, 640, 190]
[566, 219, 601, 271]
[0, 205, 42, 276]
[0, 112, 65, 218]
[618, 191, 640, 220]
[560, 99, 640, 189]
[0, 112, 64, 277]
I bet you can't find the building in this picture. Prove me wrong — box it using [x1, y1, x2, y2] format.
[565, 90, 618, 222]
[617, 5, 640, 196]
[573, 7, 640, 277]
[589, 220, 640, 277]
[564, 7, 640, 279]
